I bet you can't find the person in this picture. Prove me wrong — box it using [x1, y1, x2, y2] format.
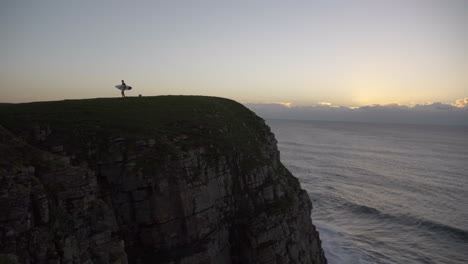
[121, 80, 127, 97]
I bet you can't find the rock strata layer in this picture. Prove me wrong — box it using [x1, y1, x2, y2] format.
[0, 96, 326, 264]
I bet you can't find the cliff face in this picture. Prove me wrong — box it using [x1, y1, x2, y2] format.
[0, 126, 127, 263]
[0, 96, 326, 264]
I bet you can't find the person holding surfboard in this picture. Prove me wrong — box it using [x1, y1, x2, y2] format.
[121, 80, 127, 97]
[115, 80, 132, 97]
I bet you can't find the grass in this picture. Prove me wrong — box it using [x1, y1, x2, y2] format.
[0, 96, 271, 160]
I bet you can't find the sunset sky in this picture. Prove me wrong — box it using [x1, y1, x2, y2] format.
[1, 0, 467, 106]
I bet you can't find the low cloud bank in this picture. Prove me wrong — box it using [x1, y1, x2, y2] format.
[245, 98, 468, 126]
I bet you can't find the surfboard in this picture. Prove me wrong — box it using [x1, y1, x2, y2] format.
[115, 84, 132, 90]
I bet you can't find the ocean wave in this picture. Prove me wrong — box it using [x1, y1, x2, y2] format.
[345, 203, 468, 242]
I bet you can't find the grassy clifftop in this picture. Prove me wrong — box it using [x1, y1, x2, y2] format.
[0, 96, 270, 153]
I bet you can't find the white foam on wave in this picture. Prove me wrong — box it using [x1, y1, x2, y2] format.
[314, 220, 373, 264]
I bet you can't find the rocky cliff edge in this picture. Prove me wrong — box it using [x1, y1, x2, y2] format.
[0, 96, 326, 264]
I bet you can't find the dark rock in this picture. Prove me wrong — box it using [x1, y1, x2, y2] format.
[0, 97, 326, 264]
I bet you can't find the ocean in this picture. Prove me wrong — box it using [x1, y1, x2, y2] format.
[267, 119, 468, 264]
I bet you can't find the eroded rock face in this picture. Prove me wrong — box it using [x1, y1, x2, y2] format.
[88, 132, 326, 264]
[0, 126, 127, 264]
[0, 98, 326, 264]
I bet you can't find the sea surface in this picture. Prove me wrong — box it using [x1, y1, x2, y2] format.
[267, 119, 468, 264]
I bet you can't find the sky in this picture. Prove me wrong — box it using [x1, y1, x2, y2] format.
[1, 0, 467, 108]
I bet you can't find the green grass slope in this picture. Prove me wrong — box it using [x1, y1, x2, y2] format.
[0, 96, 270, 153]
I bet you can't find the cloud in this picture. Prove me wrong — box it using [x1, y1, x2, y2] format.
[412, 102, 456, 111]
[244, 98, 468, 126]
[359, 103, 410, 111]
[276, 102, 293, 108]
[453, 98, 468, 108]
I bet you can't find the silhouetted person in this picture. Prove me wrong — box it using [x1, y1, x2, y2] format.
[121, 80, 127, 97]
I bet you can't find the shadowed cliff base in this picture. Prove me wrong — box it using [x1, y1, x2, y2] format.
[0, 96, 326, 264]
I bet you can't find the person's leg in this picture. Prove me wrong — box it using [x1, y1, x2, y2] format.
[121, 90, 125, 97]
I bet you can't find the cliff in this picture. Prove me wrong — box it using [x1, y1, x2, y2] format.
[0, 96, 326, 264]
